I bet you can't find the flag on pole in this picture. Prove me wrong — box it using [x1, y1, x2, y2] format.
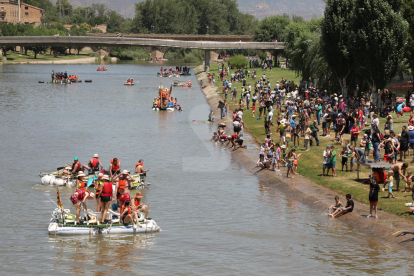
[57, 187, 64, 209]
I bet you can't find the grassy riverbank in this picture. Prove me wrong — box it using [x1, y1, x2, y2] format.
[2, 50, 95, 63]
[207, 63, 414, 220]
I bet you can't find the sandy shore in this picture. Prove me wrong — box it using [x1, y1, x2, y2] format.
[2, 57, 97, 65]
[194, 65, 414, 252]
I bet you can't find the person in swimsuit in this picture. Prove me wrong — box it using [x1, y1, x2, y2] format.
[328, 196, 343, 214]
[70, 189, 93, 224]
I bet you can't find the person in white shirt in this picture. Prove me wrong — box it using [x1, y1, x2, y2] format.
[323, 145, 331, 176]
[371, 114, 380, 131]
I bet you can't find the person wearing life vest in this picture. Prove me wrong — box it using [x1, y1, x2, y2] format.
[94, 173, 104, 212]
[131, 192, 149, 218]
[131, 78, 134, 84]
[76, 172, 87, 191]
[134, 159, 149, 176]
[109, 158, 121, 177]
[119, 200, 141, 228]
[88, 154, 103, 174]
[98, 174, 113, 222]
[70, 189, 93, 224]
[113, 170, 134, 212]
[59, 157, 88, 178]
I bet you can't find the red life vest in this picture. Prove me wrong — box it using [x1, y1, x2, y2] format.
[72, 161, 81, 172]
[101, 182, 113, 197]
[111, 159, 120, 171]
[91, 158, 99, 169]
[118, 179, 127, 191]
[77, 180, 86, 191]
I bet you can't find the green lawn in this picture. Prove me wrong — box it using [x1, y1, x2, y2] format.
[208, 63, 414, 219]
[2, 50, 94, 62]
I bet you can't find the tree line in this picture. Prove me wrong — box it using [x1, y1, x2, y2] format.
[252, 0, 414, 99]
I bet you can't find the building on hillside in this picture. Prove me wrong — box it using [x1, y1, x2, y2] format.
[0, 0, 44, 26]
[20, 3, 45, 26]
[0, 0, 20, 24]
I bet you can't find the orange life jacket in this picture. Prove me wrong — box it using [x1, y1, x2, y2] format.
[135, 163, 143, 168]
[133, 197, 141, 207]
[111, 159, 120, 171]
[77, 180, 86, 191]
[118, 179, 127, 191]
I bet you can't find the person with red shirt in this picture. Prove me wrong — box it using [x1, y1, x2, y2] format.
[350, 125, 360, 147]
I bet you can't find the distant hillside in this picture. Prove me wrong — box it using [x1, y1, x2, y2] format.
[62, 0, 325, 20]
[238, 0, 325, 20]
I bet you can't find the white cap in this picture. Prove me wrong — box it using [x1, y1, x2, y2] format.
[93, 154, 99, 158]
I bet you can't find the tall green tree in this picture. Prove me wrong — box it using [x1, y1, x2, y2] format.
[352, 0, 407, 103]
[403, 0, 414, 80]
[253, 15, 291, 42]
[321, 0, 355, 97]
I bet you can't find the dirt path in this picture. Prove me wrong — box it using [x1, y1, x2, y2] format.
[194, 65, 414, 252]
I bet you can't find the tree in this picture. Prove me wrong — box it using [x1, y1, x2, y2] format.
[253, 15, 291, 42]
[54, 0, 72, 17]
[227, 55, 248, 69]
[352, 0, 407, 104]
[403, 0, 414, 80]
[321, 0, 355, 97]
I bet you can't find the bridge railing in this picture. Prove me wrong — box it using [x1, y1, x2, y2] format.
[0, 36, 285, 50]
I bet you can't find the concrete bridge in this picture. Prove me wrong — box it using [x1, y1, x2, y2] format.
[0, 36, 285, 69]
[86, 33, 255, 42]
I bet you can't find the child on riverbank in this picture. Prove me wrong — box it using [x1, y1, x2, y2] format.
[328, 196, 343, 214]
[404, 172, 412, 193]
[340, 146, 348, 172]
[252, 104, 256, 118]
[384, 171, 395, 198]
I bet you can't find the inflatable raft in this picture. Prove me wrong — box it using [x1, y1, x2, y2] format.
[48, 207, 160, 235]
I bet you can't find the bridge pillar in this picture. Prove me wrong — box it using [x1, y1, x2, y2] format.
[90, 46, 114, 57]
[143, 46, 170, 59]
[204, 50, 211, 72]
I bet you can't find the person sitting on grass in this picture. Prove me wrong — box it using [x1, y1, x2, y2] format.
[367, 176, 380, 219]
[329, 194, 354, 218]
[383, 171, 395, 198]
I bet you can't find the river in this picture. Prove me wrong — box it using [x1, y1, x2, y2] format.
[0, 63, 411, 275]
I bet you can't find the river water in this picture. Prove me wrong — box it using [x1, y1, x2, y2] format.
[0, 63, 412, 275]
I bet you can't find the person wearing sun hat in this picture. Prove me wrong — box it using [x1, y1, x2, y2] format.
[88, 154, 103, 174]
[75, 171, 87, 191]
[94, 173, 105, 212]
